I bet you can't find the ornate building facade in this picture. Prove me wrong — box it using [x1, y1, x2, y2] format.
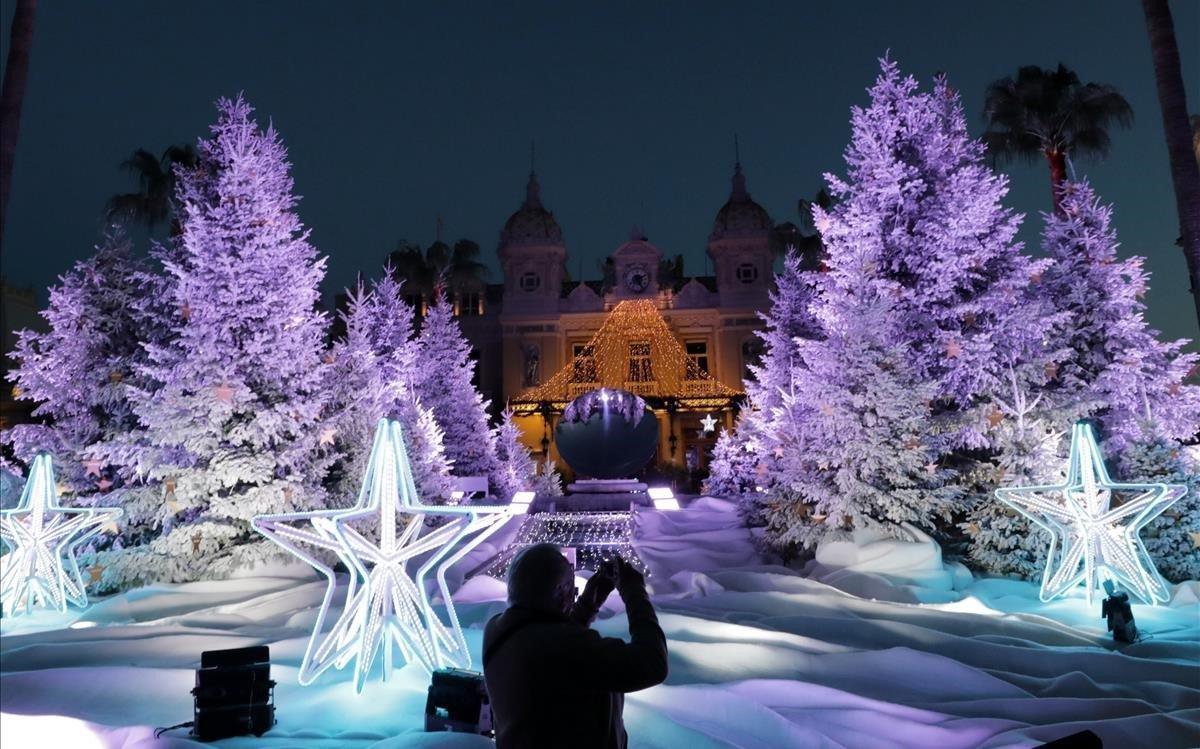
[454, 161, 781, 482]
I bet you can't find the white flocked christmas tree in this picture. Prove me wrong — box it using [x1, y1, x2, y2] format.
[99, 96, 334, 585]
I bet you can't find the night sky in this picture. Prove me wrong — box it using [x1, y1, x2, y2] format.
[2, 1, 1198, 347]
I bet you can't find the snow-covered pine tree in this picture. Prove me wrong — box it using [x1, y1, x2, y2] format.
[768, 284, 962, 551]
[394, 394, 454, 504]
[5, 224, 151, 482]
[1038, 180, 1200, 456]
[325, 279, 452, 505]
[3, 225, 169, 570]
[324, 282, 391, 501]
[105, 96, 333, 585]
[1120, 435, 1200, 583]
[366, 268, 418, 403]
[491, 409, 536, 502]
[412, 293, 498, 490]
[815, 60, 1055, 452]
[708, 250, 816, 501]
[761, 58, 1055, 549]
[963, 372, 1063, 577]
[703, 427, 759, 500]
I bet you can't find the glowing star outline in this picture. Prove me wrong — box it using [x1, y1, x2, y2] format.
[0, 454, 123, 617]
[996, 421, 1186, 605]
[700, 414, 718, 434]
[253, 419, 514, 692]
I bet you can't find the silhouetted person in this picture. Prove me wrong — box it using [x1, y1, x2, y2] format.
[483, 544, 668, 749]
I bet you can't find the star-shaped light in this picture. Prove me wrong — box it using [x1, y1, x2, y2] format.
[1, 454, 122, 616]
[318, 426, 337, 447]
[700, 413, 718, 433]
[996, 421, 1187, 605]
[213, 382, 234, 404]
[82, 459, 103, 478]
[253, 419, 514, 692]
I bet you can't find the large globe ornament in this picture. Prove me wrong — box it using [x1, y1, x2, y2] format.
[555, 389, 659, 480]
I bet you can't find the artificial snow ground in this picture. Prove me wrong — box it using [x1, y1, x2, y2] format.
[2, 498, 1197, 749]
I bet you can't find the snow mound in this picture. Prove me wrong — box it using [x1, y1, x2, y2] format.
[1, 501, 1196, 748]
[806, 522, 974, 603]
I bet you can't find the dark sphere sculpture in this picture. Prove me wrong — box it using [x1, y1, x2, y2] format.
[555, 389, 659, 480]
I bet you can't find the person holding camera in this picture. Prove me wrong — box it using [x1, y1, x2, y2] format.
[482, 544, 668, 749]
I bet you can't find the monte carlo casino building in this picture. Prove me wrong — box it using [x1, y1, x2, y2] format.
[452, 160, 793, 482]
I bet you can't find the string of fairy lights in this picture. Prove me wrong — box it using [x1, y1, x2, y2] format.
[483, 511, 643, 577]
[513, 300, 741, 408]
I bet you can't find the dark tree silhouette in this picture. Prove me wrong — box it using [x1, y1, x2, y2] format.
[105, 145, 198, 233]
[0, 0, 36, 249]
[982, 64, 1132, 214]
[1141, 0, 1200, 329]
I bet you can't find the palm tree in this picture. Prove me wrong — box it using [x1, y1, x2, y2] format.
[1141, 0, 1200, 329]
[982, 64, 1132, 214]
[387, 237, 489, 307]
[0, 0, 37, 249]
[105, 144, 198, 233]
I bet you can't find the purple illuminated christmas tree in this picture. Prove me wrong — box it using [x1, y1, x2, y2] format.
[5, 224, 168, 561]
[412, 293, 498, 490]
[104, 96, 333, 584]
[967, 181, 1200, 578]
[703, 427, 761, 507]
[709, 250, 817, 504]
[1038, 181, 1200, 454]
[492, 408, 561, 502]
[326, 278, 452, 505]
[757, 59, 1060, 549]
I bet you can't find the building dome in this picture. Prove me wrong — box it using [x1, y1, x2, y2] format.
[500, 172, 564, 248]
[710, 163, 772, 240]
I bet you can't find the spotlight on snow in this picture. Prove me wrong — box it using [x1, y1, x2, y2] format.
[69, 620, 98, 629]
[1, 714, 105, 749]
[510, 491, 536, 515]
[648, 487, 679, 511]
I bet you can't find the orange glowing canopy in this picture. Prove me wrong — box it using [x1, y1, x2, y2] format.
[512, 299, 741, 410]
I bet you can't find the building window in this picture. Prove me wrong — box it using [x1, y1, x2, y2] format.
[571, 343, 598, 383]
[457, 290, 483, 316]
[741, 338, 763, 381]
[520, 271, 541, 292]
[405, 293, 426, 317]
[628, 341, 653, 382]
[685, 341, 709, 379]
[736, 262, 759, 284]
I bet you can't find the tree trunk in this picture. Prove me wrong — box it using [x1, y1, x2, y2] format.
[1044, 150, 1068, 215]
[1142, 0, 1200, 331]
[0, 0, 36, 252]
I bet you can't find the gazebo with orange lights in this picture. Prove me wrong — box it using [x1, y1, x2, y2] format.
[510, 300, 743, 476]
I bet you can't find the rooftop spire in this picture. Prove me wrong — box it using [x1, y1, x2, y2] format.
[524, 140, 543, 209]
[730, 135, 749, 202]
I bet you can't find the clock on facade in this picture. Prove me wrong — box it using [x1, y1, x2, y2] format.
[623, 264, 650, 293]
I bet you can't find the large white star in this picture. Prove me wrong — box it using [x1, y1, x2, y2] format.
[253, 419, 514, 691]
[996, 421, 1187, 605]
[1, 454, 122, 617]
[700, 413, 718, 433]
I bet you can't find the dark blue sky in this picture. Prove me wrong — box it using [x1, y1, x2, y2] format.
[2, 1, 1197, 346]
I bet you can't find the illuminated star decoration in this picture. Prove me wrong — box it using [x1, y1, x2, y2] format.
[253, 419, 515, 691]
[700, 413, 718, 433]
[996, 421, 1187, 605]
[0, 454, 122, 617]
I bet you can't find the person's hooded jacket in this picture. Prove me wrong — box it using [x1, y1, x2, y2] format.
[482, 567, 667, 749]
